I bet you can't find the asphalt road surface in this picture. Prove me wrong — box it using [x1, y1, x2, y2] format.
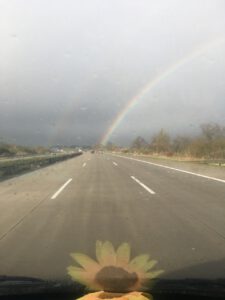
[0, 152, 225, 281]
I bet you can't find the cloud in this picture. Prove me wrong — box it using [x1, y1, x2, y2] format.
[0, 0, 225, 146]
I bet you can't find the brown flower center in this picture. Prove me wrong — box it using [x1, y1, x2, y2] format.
[95, 266, 138, 292]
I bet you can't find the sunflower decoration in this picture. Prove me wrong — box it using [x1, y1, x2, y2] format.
[67, 241, 163, 300]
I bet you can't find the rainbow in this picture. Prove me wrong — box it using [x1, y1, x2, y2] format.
[100, 37, 224, 145]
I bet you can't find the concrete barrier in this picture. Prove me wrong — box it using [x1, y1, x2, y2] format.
[0, 152, 82, 180]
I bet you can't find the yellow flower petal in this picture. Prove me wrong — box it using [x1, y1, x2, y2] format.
[129, 255, 150, 271]
[70, 253, 99, 271]
[96, 241, 103, 264]
[67, 265, 83, 273]
[116, 243, 131, 266]
[67, 266, 90, 286]
[145, 270, 164, 279]
[67, 266, 101, 290]
[99, 241, 116, 266]
[142, 260, 158, 272]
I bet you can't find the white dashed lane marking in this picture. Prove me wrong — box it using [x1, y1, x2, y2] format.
[51, 178, 73, 199]
[131, 176, 156, 195]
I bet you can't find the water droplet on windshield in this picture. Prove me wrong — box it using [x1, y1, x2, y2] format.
[10, 33, 18, 39]
[64, 52, 72, 58]
[80, 107, 87, 111]
[93, 73, 99, 79]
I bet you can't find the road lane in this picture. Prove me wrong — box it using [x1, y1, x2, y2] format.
[110, 154, 225, 238]
[111, 153, 225, 181]
[0, 152, 225, 281]
[0, 153, 149, 279]
[113, 154, 225, 184]
[0, 154, 87, 238]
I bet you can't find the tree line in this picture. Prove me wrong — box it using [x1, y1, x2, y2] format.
[104, 123, 225, 159]
[0, 143, 49, 157]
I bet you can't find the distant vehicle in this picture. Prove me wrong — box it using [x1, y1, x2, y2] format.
[91, 150, 95, 153]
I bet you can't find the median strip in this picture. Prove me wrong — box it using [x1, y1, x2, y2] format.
[131, 176, 155, 195]
[51, 178, 73, 199]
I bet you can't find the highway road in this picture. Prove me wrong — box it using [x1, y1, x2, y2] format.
[0, 152, 225, 281]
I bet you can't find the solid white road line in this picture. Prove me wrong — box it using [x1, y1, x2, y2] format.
[131, 176, 155, 195]
[113, 162, 118, 166]
[82, 162, 87, 167]
[115, 155, 225, 184]
[51, 178, 73, 199]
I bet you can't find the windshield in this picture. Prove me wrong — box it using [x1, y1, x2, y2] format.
[0, 0, 225, 298]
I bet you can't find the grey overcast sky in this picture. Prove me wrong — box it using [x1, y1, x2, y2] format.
[0, 0, 225, 146]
